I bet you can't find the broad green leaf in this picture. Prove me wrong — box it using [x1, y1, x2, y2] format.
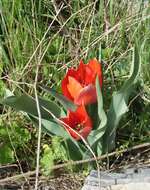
[60, 108, 67, 117]
[86, 103, 99, 130]
[30, 116, 69, 138]
[86, 76, 107, 156]
[102, 46, 141, 153]
[40, 86, 77, 112]
[96, 76, 107, 137]
[1, 95, 61, 119]
[39, 97, 61, 118]
[63, 139, 83, 161]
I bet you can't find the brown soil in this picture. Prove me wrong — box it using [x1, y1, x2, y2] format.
[0, 173, 84, 190]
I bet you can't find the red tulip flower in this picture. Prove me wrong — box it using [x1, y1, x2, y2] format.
[61, 106, 92, 140]
[62, 58, 102, 105]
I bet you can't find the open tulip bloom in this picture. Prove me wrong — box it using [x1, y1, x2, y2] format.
[2, 47, 140, 159]
[60, 105, 93, 140]
[62, 58, 103, 105]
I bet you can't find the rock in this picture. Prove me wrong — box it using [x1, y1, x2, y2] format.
[82, 167, 150, 190]
[110, 183, 150, 190]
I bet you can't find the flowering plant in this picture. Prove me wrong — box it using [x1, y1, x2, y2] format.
[1, 47, 140, 160]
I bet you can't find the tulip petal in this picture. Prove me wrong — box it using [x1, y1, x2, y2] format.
[77, 60, 85, 82]
[84, 66, 95, 84]
[61, 69, 82, 101]
[88, 58, 103, 87]
[79, 127, 92, 139]
[67, 76, 83, 99]
[75, 84, 97, 105]
[60, 105, 92, 140]
[78, 60, 95, 85]
[67, 126, 92, 140]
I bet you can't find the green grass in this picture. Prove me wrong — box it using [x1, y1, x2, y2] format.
[0, 0, 150, 170]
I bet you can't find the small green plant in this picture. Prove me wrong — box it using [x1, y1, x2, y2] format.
[0, 118, 31, 164]
[40, 136, 68, 175]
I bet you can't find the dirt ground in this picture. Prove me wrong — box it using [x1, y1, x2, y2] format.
[0, 173, 84, 190]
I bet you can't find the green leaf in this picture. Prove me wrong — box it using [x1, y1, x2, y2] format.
[87, 76, 107, 156]
[96, 76, 107, 137]
[1, 95, 61, 119]
[40, 86, 77, 112]
[30, 116, 69, 138]
[63, 139, 83, 161]
[0, 145, 14, 164]
[39, 97, 61, 118]
[102, 45, 141, 153]
[86, 103, 99, 130]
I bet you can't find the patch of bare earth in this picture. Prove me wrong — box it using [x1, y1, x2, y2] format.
[0, 171, 84, 190]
